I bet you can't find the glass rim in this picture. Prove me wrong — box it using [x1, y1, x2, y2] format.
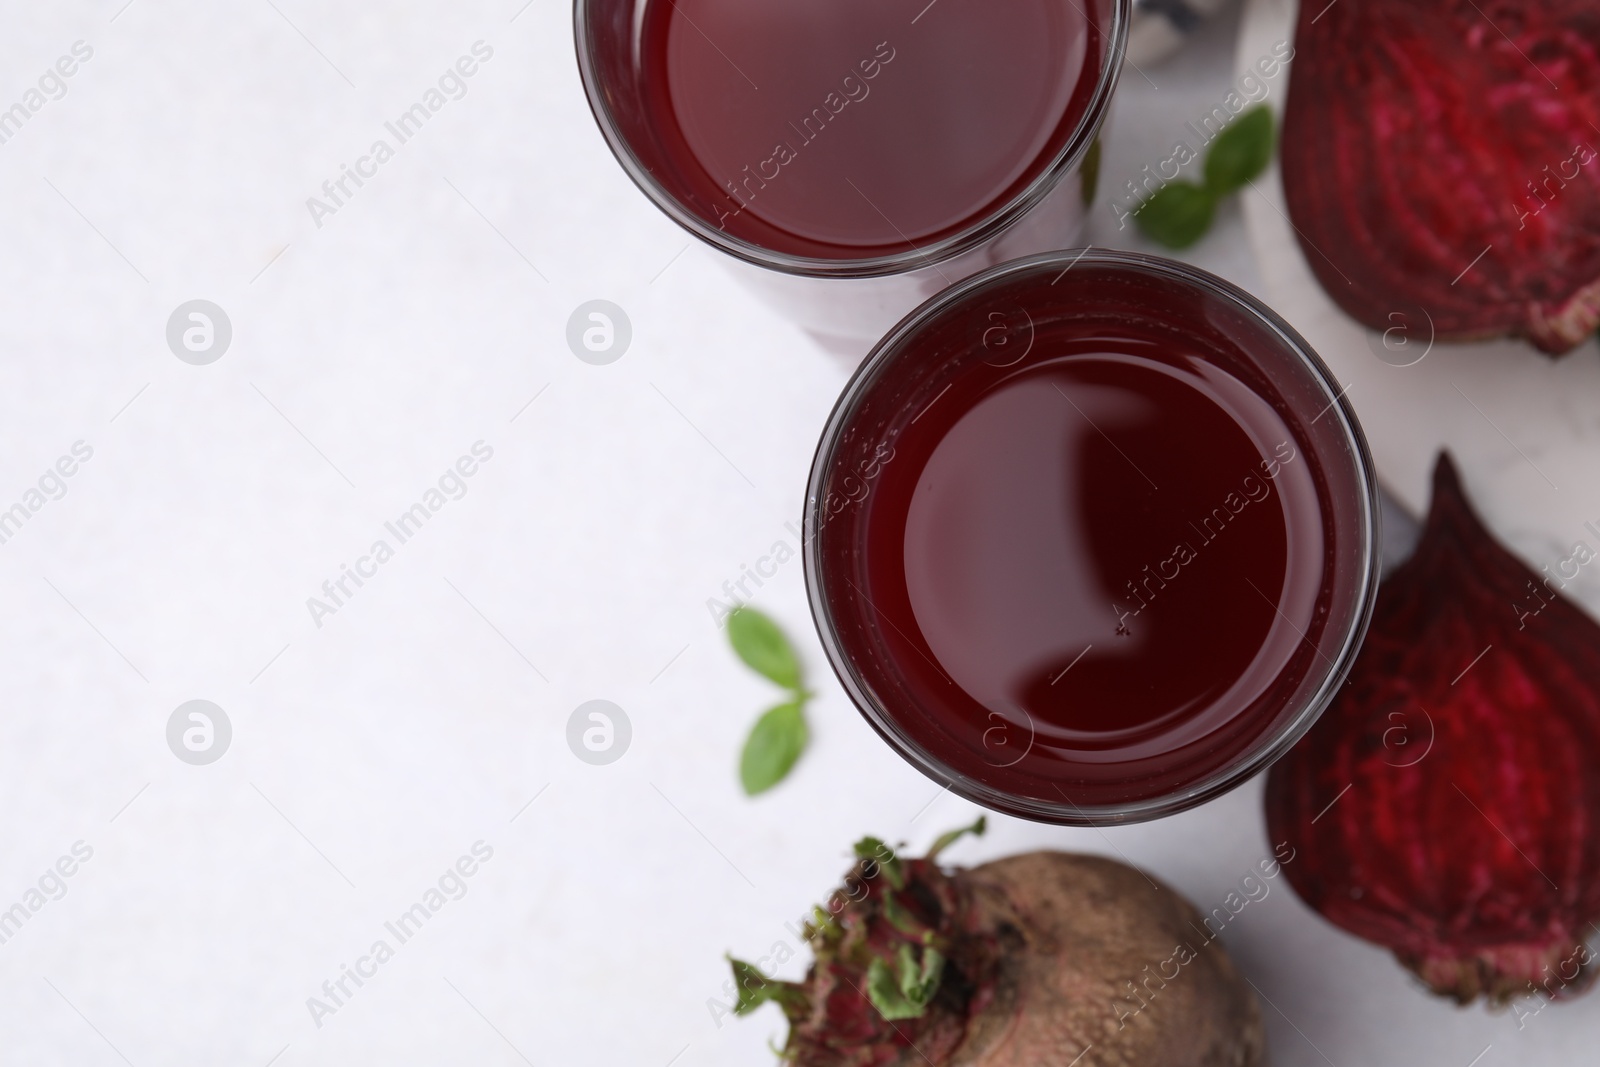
[802, 249, 1383, 825]
[572, 0, 1131, 280]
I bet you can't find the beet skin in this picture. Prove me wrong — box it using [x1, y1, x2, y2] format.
[729, 830, 1265, 1067]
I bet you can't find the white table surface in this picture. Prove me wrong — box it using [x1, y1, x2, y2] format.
[0, 2, 1542, 1065]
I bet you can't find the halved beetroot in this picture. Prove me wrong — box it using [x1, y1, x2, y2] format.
[1282, 0, 1600, 355]
[1265, 455, 1600, 1004]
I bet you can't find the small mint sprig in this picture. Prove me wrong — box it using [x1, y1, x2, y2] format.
[1136, 105, 1276, 249]
[727, 606, 811, 795]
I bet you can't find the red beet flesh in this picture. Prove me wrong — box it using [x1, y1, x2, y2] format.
[1282, 0, 1600, 354]
[1266, 455, 1600, 1003]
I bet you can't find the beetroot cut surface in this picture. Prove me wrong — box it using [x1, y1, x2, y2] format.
[1266, 455, 1600, 1004]
[1282, 0, 1600, 354]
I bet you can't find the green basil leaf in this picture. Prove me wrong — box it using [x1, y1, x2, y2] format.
[1203, 106, 1275, 194]
[727, 606, 803, 691]
[740, 700, 809, 796]
[1134, 181, 1216, 249]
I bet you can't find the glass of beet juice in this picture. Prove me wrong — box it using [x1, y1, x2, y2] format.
[573, 0, 1127, 353]
[805, 251, 1380, 824]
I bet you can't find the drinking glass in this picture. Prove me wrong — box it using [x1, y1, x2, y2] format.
[574, 0, 1130, 354]
[803, 250, 1381, 824]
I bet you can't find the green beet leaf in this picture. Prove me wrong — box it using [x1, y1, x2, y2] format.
[866, 944, 945, 1021]
[926, 815, 986, 861]
[728, 957, 805, 1016]
[853, 836, 905, 889]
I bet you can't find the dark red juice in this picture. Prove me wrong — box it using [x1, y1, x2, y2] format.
[808, 256, 1376, 818]
[635, 0, 1101, 258]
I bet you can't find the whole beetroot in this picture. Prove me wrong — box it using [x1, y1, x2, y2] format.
[728, 820, 1265, 1067]
[1266, 455, 1600, 1004]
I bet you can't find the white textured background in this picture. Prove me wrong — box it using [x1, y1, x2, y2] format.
[0, 1, 1569, 1065]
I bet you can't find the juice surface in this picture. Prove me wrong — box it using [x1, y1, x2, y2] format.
[640, 0, 1097, 257]
[824, 312, 1332, 808]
